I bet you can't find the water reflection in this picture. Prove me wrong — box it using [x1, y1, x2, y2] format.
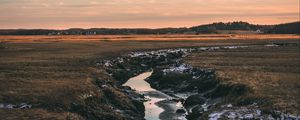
[124, 71, 165, 120]
[123, 71, 186, 120]
[123, 72, 155, 92]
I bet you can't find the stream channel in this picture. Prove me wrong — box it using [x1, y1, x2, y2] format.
[106, 43, 289, 120]
[123, 71, 187, 120]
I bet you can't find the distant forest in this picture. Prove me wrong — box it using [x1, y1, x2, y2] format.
[0, 21, 299, 35]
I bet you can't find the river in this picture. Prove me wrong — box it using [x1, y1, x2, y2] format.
[123, 71, 186, 120]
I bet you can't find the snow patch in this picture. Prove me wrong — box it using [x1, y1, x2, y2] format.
[0, 103, 31, 109]
[162, 64, 191, 74]
[209, 110, 227, 120]
[265, 44, 280, 47]
[209, 105, 299, 120]
[104, 61, 112, 67]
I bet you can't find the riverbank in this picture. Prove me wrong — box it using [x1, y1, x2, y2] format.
[104, 42, 300, 119]
[184, 43, 300, 116]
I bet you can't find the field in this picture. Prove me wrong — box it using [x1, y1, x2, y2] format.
[185, 44, 300, 114]
[1, 34, 300, 42]
[0, 34, 299, 119]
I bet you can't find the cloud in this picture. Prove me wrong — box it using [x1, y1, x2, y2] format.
[0, 0, 299, 28]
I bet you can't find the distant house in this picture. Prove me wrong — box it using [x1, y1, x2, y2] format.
[255, 29, 263, 33]
[85, 31, 97, 35]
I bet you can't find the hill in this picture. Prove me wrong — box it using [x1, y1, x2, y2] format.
[267, 22, 300, 34]
[0, 21, 299, 35]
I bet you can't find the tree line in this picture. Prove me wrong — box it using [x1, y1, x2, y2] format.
[0, 21, 299, 35]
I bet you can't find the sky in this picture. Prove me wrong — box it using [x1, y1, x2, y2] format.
[0, 0, 299, 29]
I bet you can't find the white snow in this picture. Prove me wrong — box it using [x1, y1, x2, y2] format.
[117, 57, 124, 63]
[19, 103, 32, 109]
[227, 104, 232, 108]
[256, 110, 261, 116]
[223, 46, 248, 49]
[265, 44, 279, 47]
[209, 47, 221, 50]
[192, 75, 200, 79]
[201, 103, 210, 112]
[244, 113, 254, 119]
[208, 105, 300, 120]
[0, 103, 31, 109]
[81, 93, 93, 99]
[104, 61, 112, 67]
[227, 112, 237, 119]
[162, 64, 191, 73]
[129, 52, 147, 57]
[209, 110, 227, 120]
[174, 92, 198, 99]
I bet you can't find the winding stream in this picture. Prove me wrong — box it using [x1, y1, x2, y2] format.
[106, 43, 294, 120]
[123, 71, 186, 120]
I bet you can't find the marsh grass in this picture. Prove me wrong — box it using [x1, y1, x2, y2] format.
[185, 45, 300, 114]
[0, 35, 299, 119]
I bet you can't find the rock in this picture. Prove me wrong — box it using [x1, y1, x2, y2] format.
[227, 112, 237, 119]
[120, 86, 132, 90]
[191, 105, 205, 114]
[176, 109, 186, 114]
[171, 98, 184, 103]
[19, 103, 31, 109]
[205, 83, 250, 98]
[132, 100, 145, 113]
[227, 104, 233, 108]
[244, 113, 254, 119]
[183, 94, 206, 107]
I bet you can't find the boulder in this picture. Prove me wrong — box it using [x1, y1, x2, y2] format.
[183, 94, 206, 107]
[176, 108, 186, 114]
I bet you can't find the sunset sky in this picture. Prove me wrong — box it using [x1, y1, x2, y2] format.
[0, 0, 299, 29]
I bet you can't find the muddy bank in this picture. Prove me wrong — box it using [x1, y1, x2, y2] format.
[102, 44, 299, 119]
[102, 47, 197, 119]
[65, 68, 146, 120]
[70, 84, 145, 120]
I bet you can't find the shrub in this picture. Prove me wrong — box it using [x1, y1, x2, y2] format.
[0, 41, 6, 49]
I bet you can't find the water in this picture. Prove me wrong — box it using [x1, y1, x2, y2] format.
[123, 71, 186, 120]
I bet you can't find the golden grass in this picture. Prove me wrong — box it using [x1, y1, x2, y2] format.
[0, 108, 84, 120]
[0, 34, 299, 43]
[0, 35, 299, 118]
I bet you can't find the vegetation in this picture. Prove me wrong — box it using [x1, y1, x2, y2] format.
[267, 21, 300, 34]
[185, 43, 300, 114]
[0, 41, 6, 49]
[189, 21, 267, 33]
[0, 35, 299, 119]
[1, 21, 299, 35]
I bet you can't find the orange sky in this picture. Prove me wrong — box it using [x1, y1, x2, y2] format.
[0, 0, 299, 29]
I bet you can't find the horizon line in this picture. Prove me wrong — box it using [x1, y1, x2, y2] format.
[0, 20, 299, 30]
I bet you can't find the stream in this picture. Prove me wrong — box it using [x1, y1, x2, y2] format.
[105, 43, 296, 120]
[123, 71, 186, 120]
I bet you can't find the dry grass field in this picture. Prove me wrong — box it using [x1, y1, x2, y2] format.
[0, 34, 299, 119]
[1, 34, 300, 43]
[185, 44, 300, 114]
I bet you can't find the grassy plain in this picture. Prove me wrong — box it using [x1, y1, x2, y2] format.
[0, 34, 299, 119]
[185, 43, 300, 114]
